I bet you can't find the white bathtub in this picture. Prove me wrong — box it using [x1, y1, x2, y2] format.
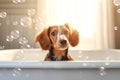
[0, 49, 120, 80]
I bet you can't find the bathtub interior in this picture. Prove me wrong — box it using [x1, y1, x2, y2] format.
[0, 49, 120, 80]
[0, 49, 120, 61]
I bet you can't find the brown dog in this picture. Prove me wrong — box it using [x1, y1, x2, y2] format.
[35, 23, 79, 61]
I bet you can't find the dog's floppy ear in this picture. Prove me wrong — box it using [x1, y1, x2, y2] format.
[35, 28, 51, 50]
[64, 23, 79, 47]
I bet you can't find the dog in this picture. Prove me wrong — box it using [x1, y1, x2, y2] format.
[35, 23, 79, 61]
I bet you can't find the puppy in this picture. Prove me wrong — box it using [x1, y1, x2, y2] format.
[35, 23, 79, 61]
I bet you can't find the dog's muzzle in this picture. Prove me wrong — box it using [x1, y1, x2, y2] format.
[54, 34, 68, 50]
[60, 39, 67, 45]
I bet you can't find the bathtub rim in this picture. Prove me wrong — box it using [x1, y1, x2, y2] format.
[1, 48, 120, 53]
[0, 61, 120, 69]
[0, 49, 120, 69]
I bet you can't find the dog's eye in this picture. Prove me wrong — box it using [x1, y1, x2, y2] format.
[51, 32, 55, 36]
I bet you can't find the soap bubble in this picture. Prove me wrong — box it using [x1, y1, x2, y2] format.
[0, 45, 5, 49]
[20, 16, 32, 27]
[33, 17, 44, 33]
[99, 67, 106, 76]
[17, 68, 21, 71]
[100, 71, 106, 76]
[19, 37, 28, 45]
[12, 73, 16, 77]
[15, 51, 24, 60]
[106, 56, 112, 61]
[105, 56, 112, 66]
[117, 9, 120, 13]
[12, 68, 22, 77]
[12, 0, 26, 4]
[6, 35, 13, 42]
[78, 55, 82, 58]
[10, 30, 20, 39]
[105, 62, 110, 66]
[33, 17, 43, 24]
[82, 62, 88, 67]
[0, 11, 7, 18]
[78, 51, 83, 59]
[35, 22, 44, 31]
[27, 9, 36, 16]
[99, 66, 105, 71]
[114, 26, 118, 30]
[6, 30, 20, 42]
[13, 68, 21, 73]
[20, 44, 31, 49]
[113, 0, 120, 6]
[24, 44, 31, 48]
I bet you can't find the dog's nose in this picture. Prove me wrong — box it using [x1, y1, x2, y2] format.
[60, 39, 67, 45]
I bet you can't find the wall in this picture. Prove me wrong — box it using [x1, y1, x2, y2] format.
[114, 4, 120, 49]
[0, 0, 37, 49]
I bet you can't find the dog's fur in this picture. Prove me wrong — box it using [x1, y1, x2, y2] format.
[35, 23, 79, 61]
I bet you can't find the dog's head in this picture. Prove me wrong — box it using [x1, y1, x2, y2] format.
[35, 23, 79, 50]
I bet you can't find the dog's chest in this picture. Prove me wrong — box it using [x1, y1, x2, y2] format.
[48, 48, 68, 61]
[48, 53, 66, 61]
[53, 55, 63, 61]
[48, 54, 68, 61]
